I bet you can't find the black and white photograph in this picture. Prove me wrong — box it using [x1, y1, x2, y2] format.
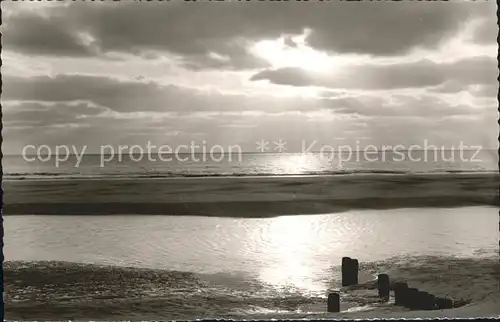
[1, 0, 499, 320]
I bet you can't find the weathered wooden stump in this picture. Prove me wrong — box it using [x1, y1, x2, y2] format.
[377, 274, 390, 301]
[341, 257, 359, 286]
[414, 291, 435, 310]
[352, 259, 359, 284]
[327, 292, 340, 312]
[435, 297, 453, 310]
[424, 293, 437, 310]
[393, 282, 408, 306]
[341, 257, 351, 286]
[404, 288, 419, 309]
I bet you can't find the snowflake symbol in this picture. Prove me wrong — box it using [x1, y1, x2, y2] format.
[256, 139, 270, 152]
[273, 139, 287, 153]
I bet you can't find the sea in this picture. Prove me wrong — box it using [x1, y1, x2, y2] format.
[2, 151, 499, 319]
[3, 149, 497, 179]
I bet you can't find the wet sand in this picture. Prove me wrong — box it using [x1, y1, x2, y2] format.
[3, 173, 498, 216]
[4, 256, 499, 320]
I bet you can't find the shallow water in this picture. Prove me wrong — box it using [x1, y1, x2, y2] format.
[4, 207, 499, 319]
[5, 207, 497, 293]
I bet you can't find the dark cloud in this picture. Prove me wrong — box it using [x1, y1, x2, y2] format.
[2, 74, 326, 114]
[3, 1, 495, 69]
[3, 70, 492, 154]
[251, 56, 497, 90]
[3, 75, 203, 113]
[3, 10, 95, 57]
[251, 67, 316, 87]
[302, 2, 491, 56]
[5, 72, 493, 123]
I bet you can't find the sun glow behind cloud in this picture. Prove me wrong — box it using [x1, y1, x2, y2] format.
[251, 31, 338, 73]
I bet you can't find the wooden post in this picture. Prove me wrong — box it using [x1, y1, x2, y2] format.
[394, 282, 408, 306]
[341, 257, 351, 286]
[352, 259, 359, 285]
[423, 293, 436, 310]
[377, 274, 390, 301]
[435, 297, 453, 310]
[327, 292, 340, 312]
[414, 291, 435, 310]
[341, 257, 359, 286]
[405, 288, 419, 309]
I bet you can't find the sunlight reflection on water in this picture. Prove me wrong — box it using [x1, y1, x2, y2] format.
[4, 206, 498, 295]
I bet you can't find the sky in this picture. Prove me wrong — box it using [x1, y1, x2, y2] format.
[2, 0, 498, 154]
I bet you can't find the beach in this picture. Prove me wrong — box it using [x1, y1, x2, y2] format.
[3, 158, 499, 320]
[3, 173, 498, 216]
[4, 254, 499, 320]
[3, 173, 499, 320]
[3, 0, 499, 319]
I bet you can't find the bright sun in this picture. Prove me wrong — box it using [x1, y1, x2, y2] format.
[251, 31, 335, 72]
